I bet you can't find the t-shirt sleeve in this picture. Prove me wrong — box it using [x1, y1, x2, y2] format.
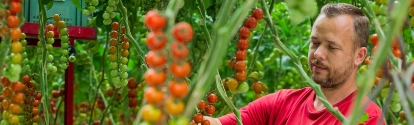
[218, 90, 289, 125]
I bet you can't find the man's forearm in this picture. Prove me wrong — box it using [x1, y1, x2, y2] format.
[204, 116, 222, 125]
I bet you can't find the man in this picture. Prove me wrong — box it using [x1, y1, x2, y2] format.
[206, 3, 384, 125]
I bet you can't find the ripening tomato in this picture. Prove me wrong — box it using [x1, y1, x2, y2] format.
[364, 56, 371, 65]
[146, 32, 167, 50]
[237, 39, 249, 50]
[9, 103, 21, 114]
[111, 22, 120, 30]
[193, 113, 204, 123]
[374, 77, 380, 85]
[22, 75, 30, 83]
[171, 42, 189, 59]
[47, 24, 54, 31]
[7, 15, 19, 28]
[34, 93, 42, 100]
[244, 17, 257, 29]
[145, 50, 167, 68]
[2, 99, 10, 110]
[10, 2, 22, 15]
[142, 104, 162, 123]
[208, 94, 217, 104]
[235, 71, 247, 81]
[197, 100, 206, 110]
[165, 98, 185, 116]
[32, 99, 40, 107]
[235, 61, 246, 71]
[370, 34, 379, 46]
[392, 38, 399, 49]
[238, 27, 250, 39]
[2, 87, 12, 98]
[144, 87, 163, 104]
[252, 81, 263, 93]
[145, 68, 166, 86]
[109, 38, 118, 46]
[121, 41, 129, 49]
[144, 10, 167, 31]
[110, 31, 118, 38]
[205, 105, 215, 114]
[52, 90, 60, 98]
[12, 92, 24, 104]
[226, 78, 238, 90]
[47, 31, 54, 38]
[392, 48, 401, 58]
[1, 76, 11, 86]
[32, 115, 40, 122]
[236, 50, 247, 60]
[53, 14, 61, 22]
[252, 8, 264, 20]
[11, 81, 25, 92]
[9, 114, 19, 124]
[121, 49, 129, 57]
[170, 61, 191, 78]
[168, 81, 189, 98]
[173, 22, 193, 42]
[0, 95, 3, 102]
[32, 107, 39, 115]
[10, 28, 21, 40]
[58, 21, 66, 28]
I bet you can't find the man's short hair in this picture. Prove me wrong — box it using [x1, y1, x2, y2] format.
[319, 3, 370, 49]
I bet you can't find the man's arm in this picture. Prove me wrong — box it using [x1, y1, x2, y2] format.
[204, 116, 222, 125]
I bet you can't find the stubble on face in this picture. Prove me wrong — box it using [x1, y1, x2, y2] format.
[310, 57, 354, 90]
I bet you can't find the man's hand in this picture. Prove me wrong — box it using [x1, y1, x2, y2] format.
[202, 116, 222, 125]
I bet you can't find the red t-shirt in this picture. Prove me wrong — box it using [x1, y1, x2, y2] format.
[219, 87, 384, 125]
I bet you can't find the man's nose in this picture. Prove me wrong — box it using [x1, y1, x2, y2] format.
[313, 47, 326, 61]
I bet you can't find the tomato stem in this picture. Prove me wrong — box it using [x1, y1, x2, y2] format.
[0, 37, 11, 77]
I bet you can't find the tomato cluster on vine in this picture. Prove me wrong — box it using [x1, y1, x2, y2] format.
[190, 93, 218, 125]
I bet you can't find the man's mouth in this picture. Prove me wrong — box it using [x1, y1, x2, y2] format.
[312, 63, 327, 72]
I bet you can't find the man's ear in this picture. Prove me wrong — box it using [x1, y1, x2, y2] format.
[355, 47, 367, 66]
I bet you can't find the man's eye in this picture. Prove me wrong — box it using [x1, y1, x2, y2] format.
[329, 46, 337, 49]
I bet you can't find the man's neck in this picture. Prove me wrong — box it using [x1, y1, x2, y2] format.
[313, 76, 357, 111]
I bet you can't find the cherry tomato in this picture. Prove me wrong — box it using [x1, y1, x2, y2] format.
[197, 100, 206, 110]
[145, 50, 167, 68]
[171, 61, 191, 78]
[10, 28, 21, 40]
[0, 95, 3, 102]
[228, 58, 236, 69]
[144, 10, 167, 31]
[252, 81, 264, 93]
[236, 50, 247, 60]
[252, 8, 264, 20]
[34, 93, 42, 100]
[27, 81, 34, 88]
[372, 46, 378, 54]
[32, 107, 39, 115]
[32, 115, 40, 122]
[392, 48, 401, 58]
[110, 31, 118, 38]
[144, 68, 166, 86]
[370, 34, 379, 46]
[128, 88, 137, 97]
[364, 56, 371, 65]
[207, 94, 217, 104]
[9, 103, 21, 114]
[142, 104, 162, 123]
[32, 99, 40, 107]
[9, 114, 19, 124]
[171, 42, 189, 59]
[2, 99, 10, 110]
[11, 81, 25, 92]
[52, 90, 60, 98]
[7, 15, 18, 28]
[22, 75, 30, 83]
[237, 39, 249, 50]
[244, 17, 257, 29]
[392, 38, 399, 49]
[166, 98, 184, 116]
[146, 31, 167, 50]
[111, 22, 120, 30]
[47, 31, 54, 38]
[144, 87, 164, 104]
[168, 80, 189, 98]
[193, 113, 204, 123]
[2, 87, 12, 98]
[238, 27, 250, 39]
[1, 76, 11, 86]
[128, 98, 139, 107]
[226, 78, 239, 90]
[53, 14, 61, 22]
[10, 2, 22, 15]
[205, 105, 215, 114]
[47, 24, 54, 31]
[173, 22, 194, 42]
[127, 78, 137, 88]
[58, 21, 66, 28]
[93, 121, 101, 125]
[235, 71, 247, 81]
[374, 77, 380, 85]
[122, 26, 126, 34]
[12, 92, 24, 104]
[109, 38, 118, 46]
[202, 120, 210, 125]
[235, 61, 246, 71]
[121, 41, 129, 49]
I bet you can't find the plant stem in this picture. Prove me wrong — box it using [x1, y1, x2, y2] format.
[258, 0, 347, 122]
[53, 99, 63, 125]
[247, 26, 267, 75]
[0, 37, 11, 77]
[215, 71, 242, 125]
[100, 88, 120, 124]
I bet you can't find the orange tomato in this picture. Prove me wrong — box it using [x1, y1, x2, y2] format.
[10, 28, 21, 40]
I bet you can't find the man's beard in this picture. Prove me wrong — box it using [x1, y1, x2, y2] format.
[311, 58, 354, 90]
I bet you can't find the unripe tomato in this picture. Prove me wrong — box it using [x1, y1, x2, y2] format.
[165, 98, 185, 116]
[226, 78, 239, 90]
[141, 104, 162, 123]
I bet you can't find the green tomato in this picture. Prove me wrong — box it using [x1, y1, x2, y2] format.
[299, 55, 308, 65]
[391, 92, 401, 102]
[112, 76, 120, 85]
[9, 64, 22, 76]
[60, 35, 69, 41]
[120, 57, 128, 64]
[380, 0, 388, 5]
[0, 119, 10, 125]
[120, 64, 128, 71]
[255, 61, 264, 70]
[410, 17, 414, 26]
[110, 70, 118, 76]
[140, 38, 146, 45]
[176, 117, 189, 125]
[47, 38, 54, 44]
[121, 79, 128, 86]
[377, 15, 387, 26]
[110, 62, 118, 69]
[106, 6, 114, 13]
[21, 40, 27, 46]
[248, 71, 259, 83]
[103, 12, 110, 19]
[48, 55, 54, 62]
[46, 44, 53, 50]
[120, 72, 128, 79]
[380, 88, 389, 98]
[68, 56, 76, 62]
[103, 19, 112, 25]
[22, 58, 29, 64]
[258, 71, 264, 77]
[139, 122, 151, 125]
[60, 56, 67, 62]
[110, 12, 116, 19]
[390, 102, 401, 112]
[378, 5, 387, 15]
[88, 6, 96, 12]
[359, 65, 367, 74]
[61, 64, 68, 69]
[237, 82, 249, 93]
[263, 58, 273, 65]
[11, 53, 22, 64]
[82, 9, 90, 15]
[371, 2, 379, 14]
[91, 0, 99, 6]
[21, 52, 27, 58]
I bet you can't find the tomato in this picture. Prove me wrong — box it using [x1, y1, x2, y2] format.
[252, 8, 264, 20]
[2, 87, 12, 98]
[32, 115, 40, 122]
[27, 81, 34, 88]
[144, 87, 164, 104]
[168, 81, 189, 98]
[205, 105, 215, 114]
[392, 48, 401, 58]
[47, 31, 54, 38]
[11, 53, 22, 64]
[128, 88, 137, 97]
[364, 56, 371, 65]
[171, 42, 189, 59]
[255, 93, 263, 99]
[141, 104, 162, 123]
[9, 114, 19, 124]
[110, 31, 118, 38]
[32, 107, 39, 115]
[193, 113, 204, 123]
[93, 121, 100, 125]
[127, 78, 137, 89]
[52, 90, 60, 98]
[120, 42, 129, 50]
[235, 71, 247, 81]
[108, 46, 117, 54]
[236, 50, 247, 60]
[111, 22, 120, 30]
[108, 54, 117, 62]
[47, 24, 54, 31]
[173, 22, 194, 42]
[22, 75, 30, 83]
[144, 10, 167, 31]
[121, 49, 129, 57]
[9, 103, 20, 114]
[197, 100, 206, 110]
[10, 2, 22, 15]
[244, 17, 257, 29]
[34, 93, 42, 100]
[10, 28, 21, 40]
[11, 82, 25, 92]
[32, 99, 40, 107]
[226, 78, 239, 90]
[171, 61, 191, 78]
[58, 21, 66, 28]
[374, 77, 380, 85]
[122, 26, 126, 34]
[237, 82, 249, 93]
[128, 98, 139, 107]
[2, 99, 10, 110]
[146, 32, 167, 50]
[238, 27, 250, 39]
[109, 38, 118, 46]
[0, 95, 3, 102]
[370, 34, 379, 46]
[202, 120, 210, 125]
[207, 94, 217, 104]
[145, 69, 166, 86]
[392, 38, 399, 49]
[7, 15, 18, 28]
[235, 61, 246, 71]
[1, 76, 11, 86]
[53, 14, 61, 22]
[166, 98, 185, 116]
[12, 92, 24, 104]
[237, 39, 249, 50]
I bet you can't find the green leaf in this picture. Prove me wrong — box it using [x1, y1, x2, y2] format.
[42, 0, 53, 5]
[71, 0, 83, 10]
[46, 1, 54, 10]
[203, 0, 213, 8]
[358, 113, 369, 124]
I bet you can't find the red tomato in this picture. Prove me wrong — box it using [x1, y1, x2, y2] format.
[171, 42, 189, 59]
[144, 68, 166, 86]
[173, 22, 194, 42]
[392, 48, 401, 58]
[110, 31, 118, 38]
[145, 50, 167, 68]
[144, 87, 164, 104]
[7, 15, 18, 28]
[252, 81, 263, 93]
[128, 88, 137, 98]
[235, 61, 246, 71]
[52, 90, 60, 98]
[193, 113, 204, 123]
[235, 71, 247, 81]
[12, 92, 24, 104]
[236, 50, 247, 60]
[22, 75, 30, 83]
[10, 2, 21, 15]
[127, 78, 137, 88]
[207, 94, 217, 104]
[364, 56, 371, 65]
[238, 27, 250, 39]
[244, 17, 257, 29]
[202, 120, 210, 125]
[111, 22, 120, 30]
[144, 10, 167, 31]
[168, 81, 189, 98]
[2, 87, 12, 98]
[252, 8, 264, 20]
[205, 105, 215, 114]
[370, 34, 379, 46]
[128, 98, 138, 107]
[237, 39, 249, 50]
[1, 76, 11, 86]
[392, 38, 399, 49]
[32, 99, 40, 107]
[11, 81, 25, 92]
[170, 61, 191, 78]
[146, 32, 167, 50]
[197, 100, 206, 110]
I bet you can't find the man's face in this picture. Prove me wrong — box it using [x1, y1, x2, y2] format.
[308, 14, 357, 89]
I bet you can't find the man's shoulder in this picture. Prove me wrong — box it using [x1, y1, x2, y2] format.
[364, 99, 383, 117]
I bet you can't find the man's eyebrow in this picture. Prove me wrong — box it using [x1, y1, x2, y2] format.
[327, 40, 339, 46]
